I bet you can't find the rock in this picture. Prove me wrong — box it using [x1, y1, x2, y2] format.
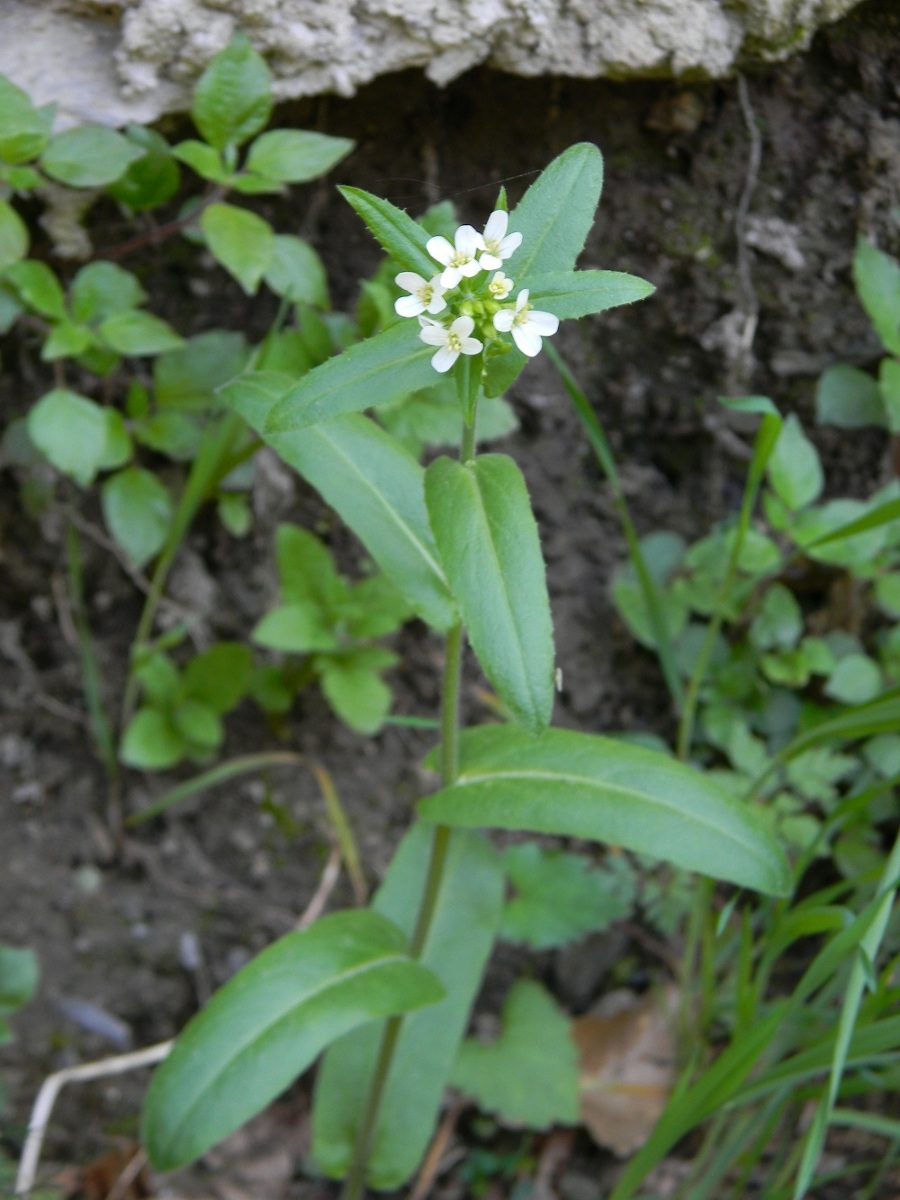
[0, 0, 864, 129]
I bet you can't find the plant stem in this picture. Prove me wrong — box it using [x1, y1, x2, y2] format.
[340, 406, 477, 1200]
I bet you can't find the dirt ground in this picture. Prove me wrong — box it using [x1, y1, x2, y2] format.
[1, 0, 899, 1196]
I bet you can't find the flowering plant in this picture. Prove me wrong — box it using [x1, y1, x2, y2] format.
[139, 144, 791, 1199]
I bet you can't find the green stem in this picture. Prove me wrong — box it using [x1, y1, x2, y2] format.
[340, 402, 478, 1200]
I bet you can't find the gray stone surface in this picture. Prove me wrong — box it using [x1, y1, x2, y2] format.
[0, 0, 864, 127]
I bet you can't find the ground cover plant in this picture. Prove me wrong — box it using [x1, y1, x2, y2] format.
[2, 32, 900, 1200]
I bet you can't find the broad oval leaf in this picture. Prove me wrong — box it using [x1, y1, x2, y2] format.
[101, 466, 172, 569]
[854, 236, 900, 358]
[266, 320, 435, 432]
[767, 414, 823, 511]
[523, 269, 655, 319]
[815, 364, 885, 429]
[41, 126, 143, 187]
[191, 33, 272, 151]
[420, 725, 792, 897]
[99, 311, 185, 356]
[425, 454, 555, 732]
[247, 129, 354, 183]
[312, 825, 504, 1189]
[338, 186, 436, 279]
[200, 203, 275, 295]
[508, 143, 604, 278]
[142, 909, 444, 1172]
[0, 199, 28, 271]
[223, 373, 456, 630]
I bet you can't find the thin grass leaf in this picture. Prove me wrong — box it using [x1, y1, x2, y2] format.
[128, 752, 301, 824]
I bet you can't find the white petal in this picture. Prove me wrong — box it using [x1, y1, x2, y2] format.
[440, 265, 462, 288]
[425, 293, 448, 314]
[493, 310, 515, 332]
[499, 232, 522, 258]
[483, 210, 508, 243]
[526, 309, 559, 336]
[516, 289, 530, 309]
[395, 294, 425, 317]
[427, 236, 454, 266]
[459, 259, 482, 278]
[395, 271, 425, 292]
[512, 324, 543, 357]
[460, 337, 483, 355]
[419, 324, 449, 347]
[479, 252, 503, 270]
[432, 345, 459, 372]
[450, 315, 475, 338]
[455, 224, 484, 256]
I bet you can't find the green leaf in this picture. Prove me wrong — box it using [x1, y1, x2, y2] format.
[119, 707, 186, 770]
[264, 234, 329, 306]
[508, 143, 604, 277]
[420, 725, 793, 896]
[522, 269, 655, 319]
[0, 199, 28, 270]
[28, 389, 121, 486]
[275, 524, 345, 611]
[200, 203, 275, 295]
[41, 126, 143, 187]
[252, 603, 340, 653]
[425, 454, 555, 731]
[815, 364, 885, 428]
[99, 311, 185, 356]
[247, 129, 353, 183]
[3, 260, 65, 318]
[173, 699, 223, 750]
[500, 843, 634, 949]
[338, 186, 436, 279]
[320, 663, 392, 734]
[143, 909, 444, 1171]
[107, 124, 180, 211]
[879, 357, 900, 433]
[0, 945, 39, 1016]
[155, 330, 248, 410]
[71, 261, 146, 323]
[450, 980, 579, 1128]
[824, 654, 883, 705]
[854, 237, 900, 357]
[267, 319, 436, 431]
[191, 33, 272, 151]
[749, 583, 803, 651]
[312, 825, 504, 1189]
[101, 466, 172, 568]
[218, 491, 252, 535]
[183, 643, 253, 714]
[0, 76, 52, 163]
[875, 572, 900, 618]
[135, 652, 181, 704]
[767, 414, 823, 510]
[171, 139, 230, 182]
[224, 374, 456, 630]
[792, 499, 887, 567]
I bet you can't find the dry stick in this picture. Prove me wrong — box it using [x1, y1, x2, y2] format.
[15, 1042, 172, 1197]
[408, 1100, 467, 1200]
[104, 1147, 148, 1200]
[732, 72, 762, 390]
[296, 844, 344, 930]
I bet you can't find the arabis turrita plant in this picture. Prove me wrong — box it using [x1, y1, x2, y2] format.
[140, 145, 791, 1200]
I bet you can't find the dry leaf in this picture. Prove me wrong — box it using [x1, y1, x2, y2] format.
[53, 1141, 150, 1200]
[572, 985, 678, 1157]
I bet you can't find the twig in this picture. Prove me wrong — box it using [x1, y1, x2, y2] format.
[104, 1146, 148, 1200]
[731, 72, 762, 389]
[296, 844, 343, 930]
[15, 1042, 172, 1196]
[409, 1100, 467, 1200]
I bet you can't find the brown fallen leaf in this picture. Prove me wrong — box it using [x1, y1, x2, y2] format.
[52, 1140, 150, 1200]
[572, 985, 678, 1157]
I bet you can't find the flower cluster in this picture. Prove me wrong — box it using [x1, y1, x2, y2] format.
[393, 210, 559, 374]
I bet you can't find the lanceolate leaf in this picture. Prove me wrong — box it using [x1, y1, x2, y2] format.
[266, 320, 436, 432]
[312, 825, 504, 1189]
[420, 726, 792, 897]
[523, 270, 655, 319]
[339, 186, 437, 279]
[142, 910, 444, 1172]
[425, 454, 555, 732]
[508, 143, 604, 278]
[223, 373, 456, 630]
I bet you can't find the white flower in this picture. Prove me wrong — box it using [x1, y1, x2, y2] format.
[426, 225, 485, 288]
[394, 271, 447, 317]
[493, 289, 559, 357]
[488, 271, 514, 300]
[418, 315, 483, 373]
[479, 210, 522, 270]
